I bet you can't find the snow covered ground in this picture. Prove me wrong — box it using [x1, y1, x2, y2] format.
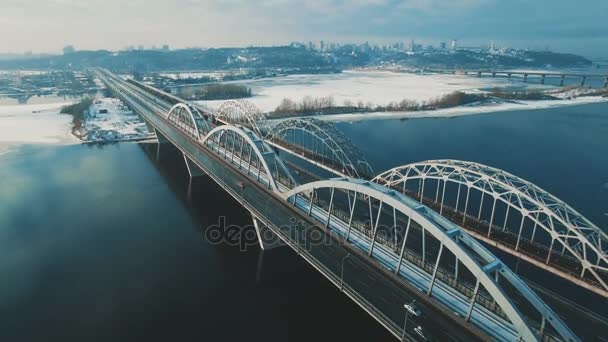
[0, 102, 77, 154]
[82, 98, 152, 142]
[197, 70, 537, 112]
[195, 69, 607, 122]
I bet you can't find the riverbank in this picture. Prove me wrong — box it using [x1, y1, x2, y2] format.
[286, 95, 608, 123]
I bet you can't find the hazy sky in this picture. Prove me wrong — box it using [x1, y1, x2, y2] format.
[2, 0, 607, 57]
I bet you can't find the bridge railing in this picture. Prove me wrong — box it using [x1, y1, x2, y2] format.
[308, 193, 510, 321]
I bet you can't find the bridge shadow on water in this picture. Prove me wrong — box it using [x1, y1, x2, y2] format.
[136, 141, 395, 342]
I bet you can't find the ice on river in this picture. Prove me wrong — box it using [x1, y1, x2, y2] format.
[0, 102, 77, 152]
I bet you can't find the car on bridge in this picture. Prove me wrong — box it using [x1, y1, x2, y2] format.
[414, 325, 430, 341]
[404, 301, 422, 317]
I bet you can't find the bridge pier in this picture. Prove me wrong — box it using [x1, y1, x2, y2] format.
[252, 216, 284, 250]
[523, 74, 528, 83]
[183, 153, 206, 179]
[560, 75, 565, 86]
[492, 72, 496, 78]
[507, 73, 512, 80]
[604, 77, 608, 88]
[477, 71, 482, 77]
[581, 76, 586, 86]
[153, 127, 170, 144]
[540, 74, 546, 84]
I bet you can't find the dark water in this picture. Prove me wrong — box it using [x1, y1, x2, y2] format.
[1, 102, 607, 341]
[0, 143, 391, 341]
[338, 103, 608, 227]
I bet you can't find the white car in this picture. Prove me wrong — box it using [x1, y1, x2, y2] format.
[404, 302, 422, 317]
[414, 326, 428, 341]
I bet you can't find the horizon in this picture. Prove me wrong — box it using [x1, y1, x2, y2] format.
[2, 0, 608, 58]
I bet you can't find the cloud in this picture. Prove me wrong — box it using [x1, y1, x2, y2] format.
[0, 0, 606, 55]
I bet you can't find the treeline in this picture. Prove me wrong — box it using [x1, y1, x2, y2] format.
[269, 89, 562, 118]
[270, 92, 486, 117]
[61, 97, 92, 133]
[488, 88, 556, 101]
[181, 84, 252, 100]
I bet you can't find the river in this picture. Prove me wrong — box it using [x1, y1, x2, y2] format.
[0, 102, 606, 341]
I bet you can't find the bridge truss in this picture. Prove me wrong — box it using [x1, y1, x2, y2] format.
[282, 178, 579, 342]
[167, 103, 212, 139]
[200, 125, 297, 192]
[213, 100, 267, 137]
[264, 118, 375, 179]
[372, 160, 608, 297]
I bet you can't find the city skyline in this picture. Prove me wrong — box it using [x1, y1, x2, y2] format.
[2, 0, 608, 57]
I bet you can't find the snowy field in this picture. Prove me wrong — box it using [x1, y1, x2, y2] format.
[197, 70, 546, 112]
[0, 102, 77, 154]
[83, 98, 151, 142]
[195, 70, 607, 121]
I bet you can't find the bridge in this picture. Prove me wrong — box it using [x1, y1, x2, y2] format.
[94, 68, 582, 341]
[423, 69, 608, 87]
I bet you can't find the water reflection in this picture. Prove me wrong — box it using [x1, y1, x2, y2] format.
[0, 143, 391, 341]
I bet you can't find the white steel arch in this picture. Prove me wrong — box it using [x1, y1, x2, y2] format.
[282, 178, 579, 342]
[214, 100, 267, 137]
[265, 118, 375, 179]
[167, 103, 211, 138]
[372, 160, 608, 293]
[201, 125, 297, 193]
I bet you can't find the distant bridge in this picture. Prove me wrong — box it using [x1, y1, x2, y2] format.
[94, 68, 584, 341]
[424, 69, 608, 87]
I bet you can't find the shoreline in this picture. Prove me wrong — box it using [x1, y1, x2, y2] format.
[281, 96, 608, 123]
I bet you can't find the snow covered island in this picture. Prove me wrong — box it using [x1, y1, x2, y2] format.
[77, 98, 153, 143]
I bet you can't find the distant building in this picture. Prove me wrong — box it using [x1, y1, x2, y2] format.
[63, 45, 76, 54]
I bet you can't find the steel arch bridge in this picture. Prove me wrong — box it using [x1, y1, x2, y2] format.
[200, 125, 297, 193]
[282, 178, 579, 342]
[213, 100, 267, 137]
[167, 103, 212, 139]
[264, 118, 375, 179]
[372, 160, 608, 297]
[97, 68, 585, 342]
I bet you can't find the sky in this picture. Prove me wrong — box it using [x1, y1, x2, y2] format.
[2, 0, 607, 58]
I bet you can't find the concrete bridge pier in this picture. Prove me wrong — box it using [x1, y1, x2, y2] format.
[560, 75, 565, 86]
[252, 216, 284, 250]
[183, 153, 206, 179]
[507, 73, 512, 80]
[492, 72, 496, 78]
[154, 128, 171, 162]
[183, 153, 207, 200]
[604, 77, 608, 88]
[477, 71, 482, 77]
[581, 76, 587, 86]
[523, 74, 528, 82]
[541, 74, 546, 84]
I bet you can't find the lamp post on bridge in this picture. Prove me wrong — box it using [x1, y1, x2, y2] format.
[340, 253, 350, 291]
[401, 300, 415, 341]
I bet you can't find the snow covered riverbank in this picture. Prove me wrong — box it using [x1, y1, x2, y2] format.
[80, 98, 152, 142]
[198, 69, 608, 122]
[272, 96, 606, 123]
